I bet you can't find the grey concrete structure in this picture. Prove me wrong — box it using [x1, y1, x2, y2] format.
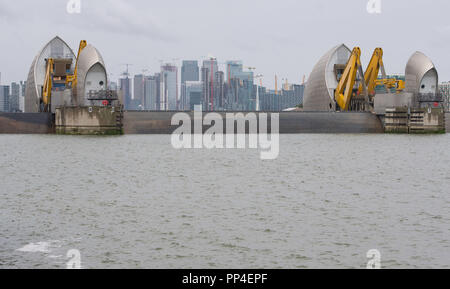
[1, 111, 385, 134]
[446, 113, 450, 132]
[25, 36, 76, 113]
[55, 106, 122, 135]
[373, 92, 414, 115]
[303, 44, 351, 112]
[405, 51, 438, 95]
[123, 111, 383, 134]
[0, 112, 53, 133]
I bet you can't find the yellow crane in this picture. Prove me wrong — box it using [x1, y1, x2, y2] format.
[335, 47, 405, 111]
[358, 47, 405, 96]
[375, 78, 405, 93]
[66, 40, 87, 88]
[334, 47, 367, 111]
[42, 58, 54, 112]
[41, 40, 87, 112]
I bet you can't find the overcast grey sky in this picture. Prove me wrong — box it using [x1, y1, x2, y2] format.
[1, 0, 450, 88]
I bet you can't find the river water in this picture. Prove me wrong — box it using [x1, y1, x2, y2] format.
[0, 134, 449, 269]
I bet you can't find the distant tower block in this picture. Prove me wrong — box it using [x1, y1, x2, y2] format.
[303, 44, 351, 112]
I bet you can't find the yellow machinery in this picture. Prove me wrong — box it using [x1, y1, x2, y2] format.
[40, 40, 87, 112]
[358, 48, 405, 96]
[335, 47, 405, 111]
[375, 78, 405, 93]
[334, 47, 367, 111]
[359, 48, 386, 97]
[42, 58, 54, 112]
[66, 40, 87, 88]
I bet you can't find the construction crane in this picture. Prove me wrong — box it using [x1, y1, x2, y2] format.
[334, 47, 367, 111]
[335, 47, 405, 111]
[375, 78, 405, 93]
[358, 47, 404, 97]
[275, 75, 278, 95]
[121, 63, 133, 78]
[42, 58, 54, 112]
[66, 40, 87, 88]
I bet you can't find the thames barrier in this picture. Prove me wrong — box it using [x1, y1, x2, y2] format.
[0, 36, 447, 134]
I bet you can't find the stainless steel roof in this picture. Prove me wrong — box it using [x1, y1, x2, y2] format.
[74, 44, 107, 105]
[25, 36, 76, 112]
[303, 44, 351, 112]
[405, 51, 438, 95]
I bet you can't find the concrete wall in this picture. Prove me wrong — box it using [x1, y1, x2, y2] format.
[124, 111, 384, 134]
[0, 113, 53, 134]
[56, 106, 121, 135]
[374, 93, 414, 115]
[0, 111, 389, 135]
[446, 113, 450, 133]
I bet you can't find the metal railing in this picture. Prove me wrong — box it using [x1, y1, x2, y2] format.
[87, 90, 118, 101]
[417, 92, 443, 103]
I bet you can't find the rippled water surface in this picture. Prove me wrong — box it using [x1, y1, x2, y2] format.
[0, 134, 449, 269]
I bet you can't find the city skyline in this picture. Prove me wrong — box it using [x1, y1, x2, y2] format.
[2, 0, 450, 88]
[118, 57, 304, 112]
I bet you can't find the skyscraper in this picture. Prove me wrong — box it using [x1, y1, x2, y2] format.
[0, 85, 10, 112]
[215, 71, 225, 110]
[160, 64, 178, 111]
[181, 61, 199, 111]
[203, 59, 219, 110]
[201, 67, 210, 110]
[108, 81, 118, 91]
[120, 77, 132, 109]
[224, 60, 254, 111]
[181, 61, 199, 84]
[134, 74, 145, 109]
[10, 82, 20, 112]
[185, 81, 203, 111]
[20, 81, 26, 112]
[226, 61, 243, 83]
[144, 76, 158, 110]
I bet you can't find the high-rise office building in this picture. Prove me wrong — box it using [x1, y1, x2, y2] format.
[0, 85, 10, 112]
[202, 59, 219, 111]
[201, 67, 210, 110]
[439, 82, 450, 112]
[134, 74, 145, 109]
[226, 61, 243, 82]
[10, 82, 20, 112]
[203, 59, 219, 79]
[144, 76, 158, 110]
[120, 77, 132, 109]
[224, 60, 256, 110]
[185, 81, 203, 111]
[181, 61, 199, 111]
[108, 81, 118, 91]
[160, 64, 178, 110]
[20, 81, 26, 112]
[153, 73, 161, 110]
[181, 61, 199, 83]
[215, 71, 225, 110]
